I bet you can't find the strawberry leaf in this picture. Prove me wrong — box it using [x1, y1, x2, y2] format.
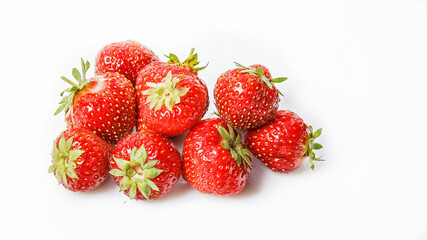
[64, 137, 73, 151]
[312, 143, 323, 150]
[146, 179, 159, 192]
[72, 68, 81, 82]
[309, 158, 315, 170]
[109, 169, 125, 177]
[145, 168, 163, 179]
[56, 171, 63, 184]
[62, 172, 68, 185]
[81, 58, 90, 80]
[143, 160, 158, 169]
[218, 124, 253, 169]
[306, 126, 325, 170]
[314, 128, 322, 139]
[111, 143, 165, 200]
[166, 48, 208, 73]
[142, 71, 189, 112]
[119, 176, 132, 191]
[270, 77, 288, 83]
[58, 135, 66, 151]
[54, 58, 92, 116]
[113, 157, 130, 171]
[217, 125, 231, 142]
[61, 76, 77, 86]
[234, 62, 287, 90]
[128, 183, 137, 199]
[48, 164, 56, 173]
[69, 149, 84, 161]
[65, 168, 78, 179]
[49, 135, 82, 187]
[165, 53, 181, 65]
[137, 182, 151, 200]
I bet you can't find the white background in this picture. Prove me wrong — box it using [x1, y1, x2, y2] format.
[1, 0, 426, 239]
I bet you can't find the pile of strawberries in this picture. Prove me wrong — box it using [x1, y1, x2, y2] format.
[49, 40, 324, 200]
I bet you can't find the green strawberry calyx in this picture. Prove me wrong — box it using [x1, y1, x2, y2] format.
[54, 58, 91, 116]
[141, 71, 190, 111]
[109, 145, 163, 200]
[218, 124, 254, 170]
[306, 126, 325, 170]
[48, 135, 84, 185]
[165, 48, 208, 73]
[234, 62, 287, 96]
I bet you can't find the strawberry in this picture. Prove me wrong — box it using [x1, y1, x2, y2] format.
[95, 40, 159, 86]
[48, 128, 112, 191]
[182, 118, 253, 195]
[245, 110, 324, 173]
[109, 131, 181, 200]
[135, 48, 209, 137]
[214, 62, 287, 130]
[55, 59, 136, 145]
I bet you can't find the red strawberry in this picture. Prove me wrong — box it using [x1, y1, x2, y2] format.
[135, 48, 209, 137]
[182, 118, 253, 195]
[95, 40, 159, 85]
[214, 62, 287, 130]
[245, 110, 324, 173]
[55, 59, 136, 145]
[48, 128, 112, 191]
[109, 132, 181, 200]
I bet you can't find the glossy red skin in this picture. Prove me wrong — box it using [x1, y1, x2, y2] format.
[245, 110, 309, 173]
[53, 128, 112, 191]
[183, 118, 252, 195]
[95, 40, 159, 86]
[214, 64, 279, 130]
[109, 132, 182, 200]
[135, 61, 209, 137]
[67, 72, 136, 145]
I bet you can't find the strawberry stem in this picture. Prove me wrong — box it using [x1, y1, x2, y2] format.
[54, 58, 91, 116]
[48, 135, 84, 186]
[233, 62, 287, 94]
[141, 71, 189, 112]
[306, 126, 325, 170]
[109, 145, 163, 200]
[218, 124, 253, 170]
[165, 48, 208, 73]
